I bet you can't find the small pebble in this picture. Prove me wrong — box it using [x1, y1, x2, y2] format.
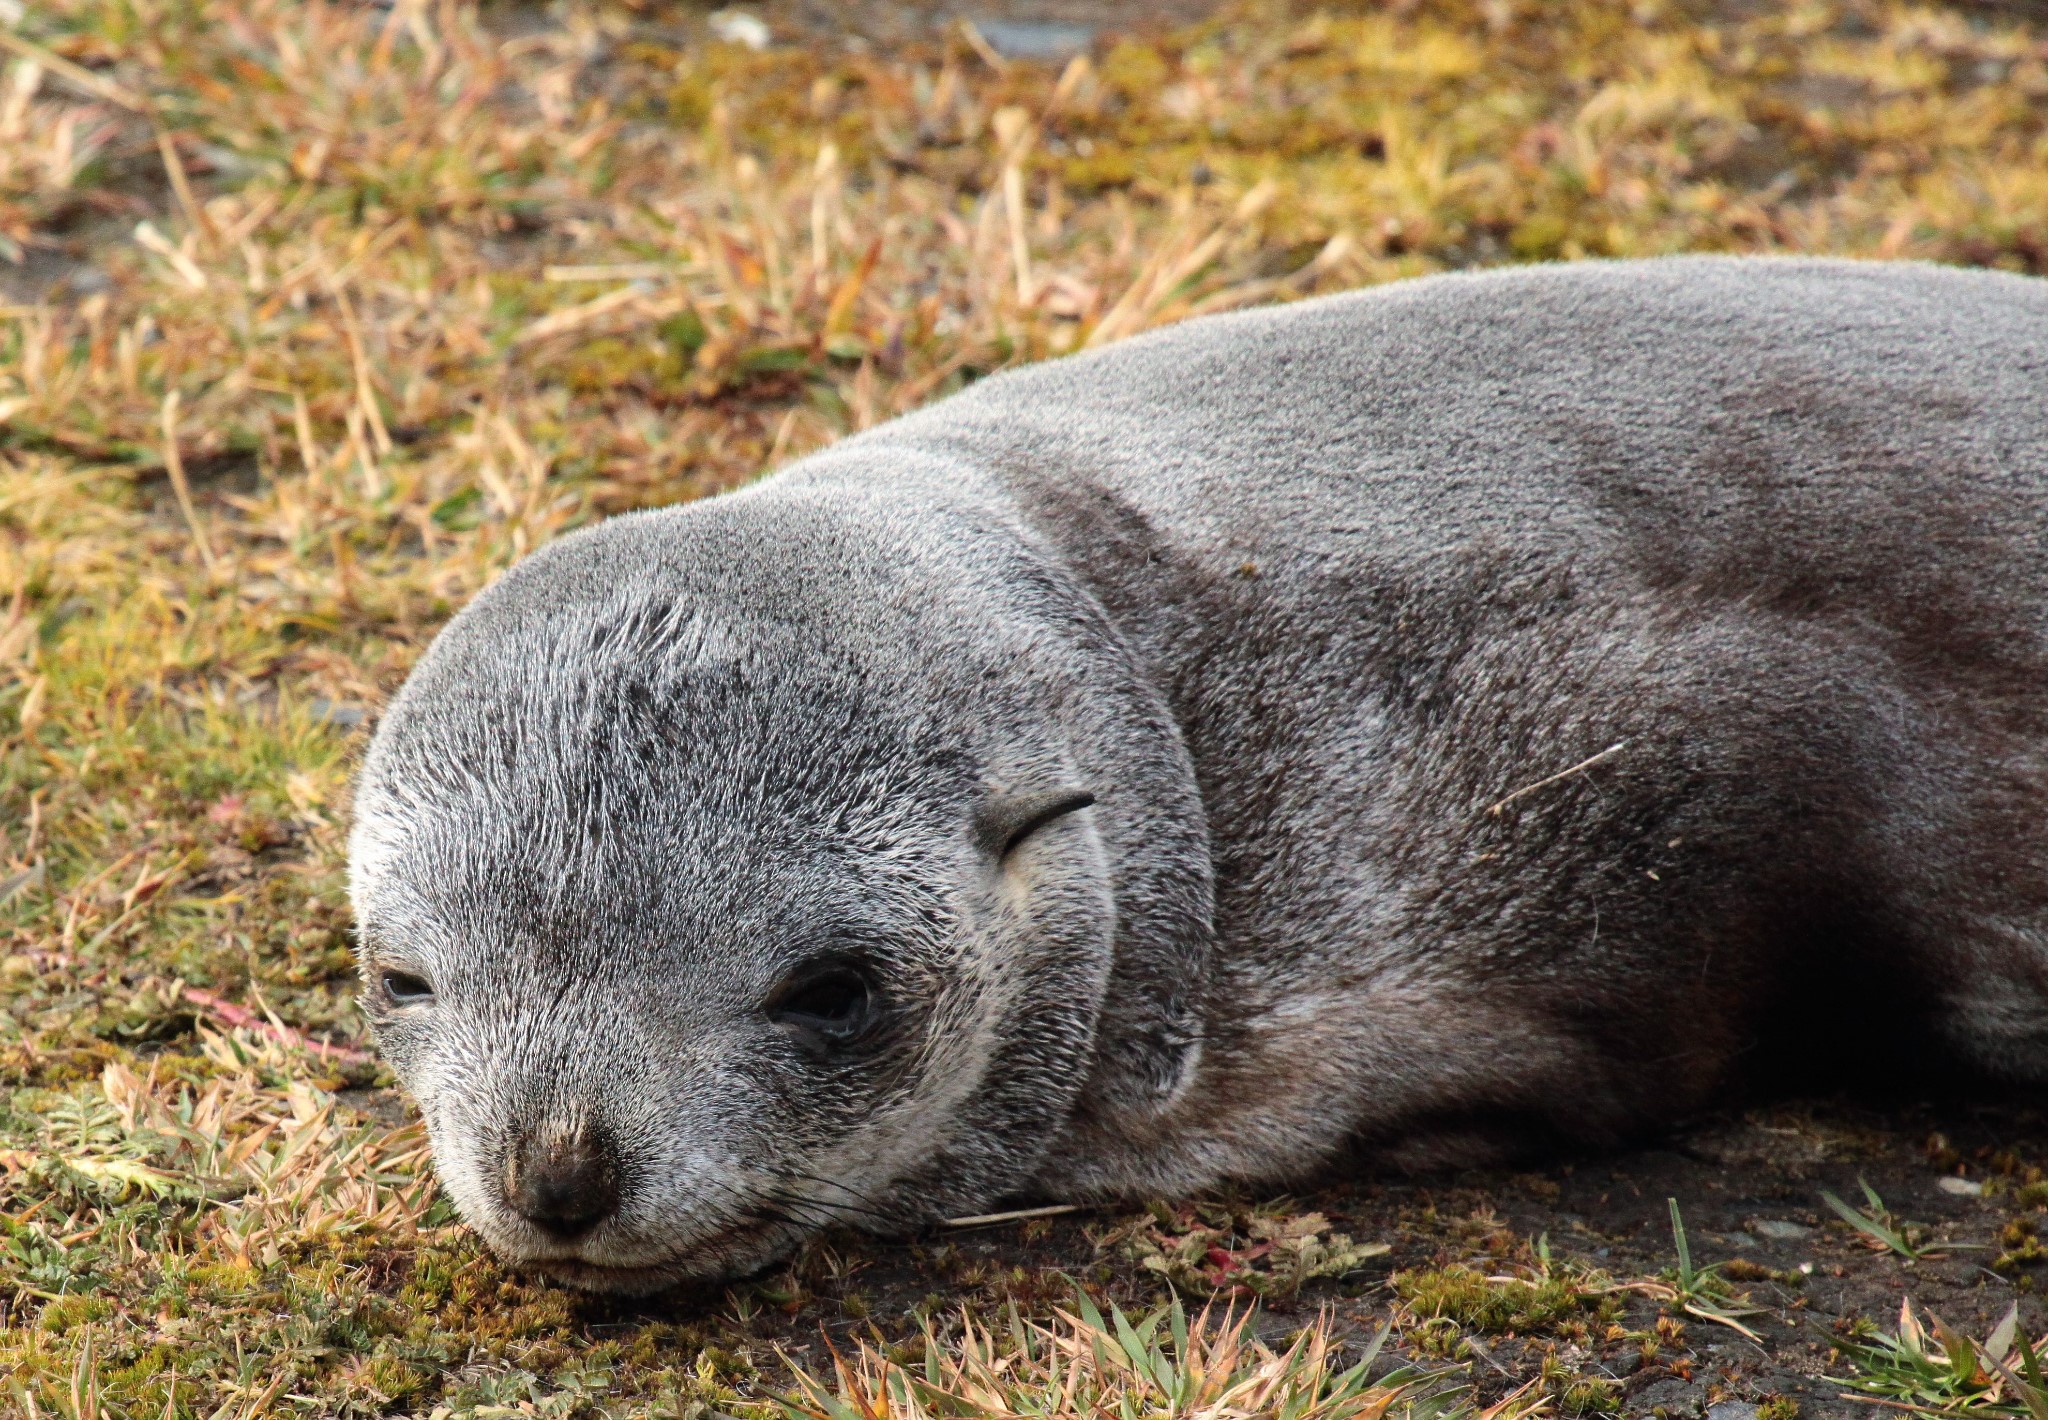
[310, 698, 368, 727]
[1708, 1403, 1759, 1420]
[1937, 1176, 1984, 1196]
[708, 8, 771, 49]
[970, 18, 1095, 59]
[1751, 1218, 1812, 1240]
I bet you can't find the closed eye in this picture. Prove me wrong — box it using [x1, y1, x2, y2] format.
[380, 968, 436, 1006]
[765, 961, 877, 1046]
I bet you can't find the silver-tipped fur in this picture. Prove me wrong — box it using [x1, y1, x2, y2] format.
[352, 257, 2048, 1292]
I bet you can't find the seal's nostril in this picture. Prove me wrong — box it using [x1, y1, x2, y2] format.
[504, 1127, 620, 1239]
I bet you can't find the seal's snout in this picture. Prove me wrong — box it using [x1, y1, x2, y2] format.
[502, 1125, 620, 1240]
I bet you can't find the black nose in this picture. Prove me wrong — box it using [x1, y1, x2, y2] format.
[503, 1125, 620, 1239]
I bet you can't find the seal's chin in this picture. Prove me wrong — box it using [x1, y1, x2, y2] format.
[526, 1255, 708, 1296]
[503, 1220, 805, 1295]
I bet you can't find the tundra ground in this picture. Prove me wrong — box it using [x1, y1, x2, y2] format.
[4, 0, 2048, 1413]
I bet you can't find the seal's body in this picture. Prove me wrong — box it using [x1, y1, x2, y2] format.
[351, 257, 2048, 1292]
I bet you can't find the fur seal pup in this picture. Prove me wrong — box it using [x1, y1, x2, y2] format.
[350, 256, 2048, 1292]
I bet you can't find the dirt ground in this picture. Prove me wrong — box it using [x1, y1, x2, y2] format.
[537, 1092, 2047, 1417]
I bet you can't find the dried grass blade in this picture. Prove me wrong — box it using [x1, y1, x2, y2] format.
[159, 390, 217, 570]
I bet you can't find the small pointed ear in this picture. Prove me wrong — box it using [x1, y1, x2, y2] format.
[973, 788, 1098, 861]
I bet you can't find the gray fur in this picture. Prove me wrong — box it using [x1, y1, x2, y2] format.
[350, 256, 2048, 1292]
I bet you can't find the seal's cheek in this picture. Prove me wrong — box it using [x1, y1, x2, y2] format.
[404, 1089, 517, 1249]
[768, 884, 1118, 1225]
[360, 1014, 428, 1085]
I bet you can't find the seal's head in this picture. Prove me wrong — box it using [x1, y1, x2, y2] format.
[349, 464, 1209, 1292]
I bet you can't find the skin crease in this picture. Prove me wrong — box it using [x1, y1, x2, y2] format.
[350, 257, 2048, 1293]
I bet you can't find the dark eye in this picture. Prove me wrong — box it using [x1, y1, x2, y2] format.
[766, 962, 876, 1045]
[380, 969, 435, 1006]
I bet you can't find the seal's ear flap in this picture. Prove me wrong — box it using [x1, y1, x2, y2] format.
[973, 788, 1097, 861]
